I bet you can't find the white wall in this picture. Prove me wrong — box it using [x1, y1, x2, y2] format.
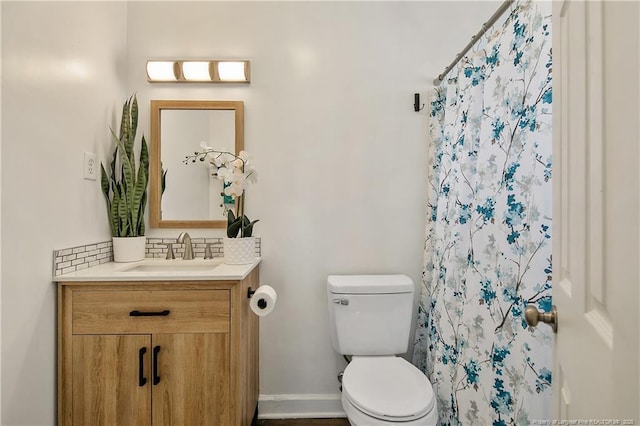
[1, 2, 127, 424]
[128, 1, 500, 417]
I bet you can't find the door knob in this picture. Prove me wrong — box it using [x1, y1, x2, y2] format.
[524, 304, 558, 333]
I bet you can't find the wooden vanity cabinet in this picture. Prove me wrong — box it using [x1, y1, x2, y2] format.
[57, 267, 259, 426]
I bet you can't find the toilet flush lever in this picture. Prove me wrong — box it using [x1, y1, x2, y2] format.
[333, 298, 349, 306]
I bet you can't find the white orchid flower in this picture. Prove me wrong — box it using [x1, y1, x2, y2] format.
[224, 182, 244, 198]
[240, 151, 255, 169]
[230, 168, 246, 184]
[223, 152, 238, 164]
[208, 152, 231, 167]
[211, 155, 225, 168]
[239, 150, 251, 161]
[207, 162, 220, 176]
[216, 165, 234, 181]
[245, 170, 258, 184]
[230, 159, 242, 170]
[199, 141, 213, 151]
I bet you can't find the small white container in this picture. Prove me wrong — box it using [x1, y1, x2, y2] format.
[112, 236, 146, 263]
[223, 237, 255, 264]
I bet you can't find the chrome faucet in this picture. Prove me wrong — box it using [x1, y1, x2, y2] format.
[177, 232, 194, 260]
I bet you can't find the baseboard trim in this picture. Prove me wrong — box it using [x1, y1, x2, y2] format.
[258, 393, 346, 419]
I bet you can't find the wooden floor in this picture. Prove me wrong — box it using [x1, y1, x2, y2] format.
[255, 419, 349, 426]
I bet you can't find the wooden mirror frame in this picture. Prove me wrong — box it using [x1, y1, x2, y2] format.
[149, 100, 244, 228]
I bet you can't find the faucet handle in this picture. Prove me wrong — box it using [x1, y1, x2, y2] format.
[163, 243, 175, 260]
[204, 243, 214, 259]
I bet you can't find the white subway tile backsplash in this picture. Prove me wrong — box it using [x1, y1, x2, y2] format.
[62, 266, 76, 274]
[53, 237, 261, 276]
[53, 241, 113, 276]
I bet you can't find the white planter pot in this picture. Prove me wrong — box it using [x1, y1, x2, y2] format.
[112, 236, 146, 263]
[224, 237, 256, 265]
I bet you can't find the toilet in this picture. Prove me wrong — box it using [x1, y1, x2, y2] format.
[327, 275, 438, 426]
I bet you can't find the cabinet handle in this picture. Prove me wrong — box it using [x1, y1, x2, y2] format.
[138, 347, 147, 387]
[129, 310, 170, 317]
[152, 346, 161, 385]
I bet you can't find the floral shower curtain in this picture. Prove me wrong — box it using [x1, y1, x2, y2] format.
[413, 1, 553, 424]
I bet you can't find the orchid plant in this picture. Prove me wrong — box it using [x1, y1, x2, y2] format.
[184, 143, 258, 238]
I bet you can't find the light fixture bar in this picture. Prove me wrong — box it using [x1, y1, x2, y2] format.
[146, 60, 251, 83]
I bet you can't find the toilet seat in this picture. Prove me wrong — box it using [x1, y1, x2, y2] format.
[342, 356, 435, 422]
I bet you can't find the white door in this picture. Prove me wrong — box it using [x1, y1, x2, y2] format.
[552, 0, 639, 421]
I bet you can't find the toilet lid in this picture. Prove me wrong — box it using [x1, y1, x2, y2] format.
[342, 356, 435, 422]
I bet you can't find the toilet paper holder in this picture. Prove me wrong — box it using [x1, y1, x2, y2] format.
[247, 287, 268, 309]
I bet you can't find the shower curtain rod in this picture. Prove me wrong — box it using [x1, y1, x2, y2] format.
[433, 0, 514, 86]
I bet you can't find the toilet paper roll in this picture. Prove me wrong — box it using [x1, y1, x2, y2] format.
[249, 285, 277, 317]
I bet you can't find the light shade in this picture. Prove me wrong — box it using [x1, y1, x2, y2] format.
[146, 60, 250, 83]
[146, 61, 178, 81]
[217, 61, 247, 81]
[182, 61, 211, 81]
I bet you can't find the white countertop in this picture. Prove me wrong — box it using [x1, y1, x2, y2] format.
[54, 257, 261, 282]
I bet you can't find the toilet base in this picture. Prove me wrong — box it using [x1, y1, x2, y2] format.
[342, 392, 438, 426]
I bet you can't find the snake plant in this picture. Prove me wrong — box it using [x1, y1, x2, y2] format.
[100, 95, 149, 237]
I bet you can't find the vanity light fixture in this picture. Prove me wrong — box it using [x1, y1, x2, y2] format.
[146, 60, 251, 83]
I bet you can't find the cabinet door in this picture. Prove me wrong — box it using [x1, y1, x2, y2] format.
[152, 333, 231, 426]
[72, 335, 151, 426]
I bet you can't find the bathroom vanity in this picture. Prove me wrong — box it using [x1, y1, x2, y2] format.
[55, 259, 260, 426]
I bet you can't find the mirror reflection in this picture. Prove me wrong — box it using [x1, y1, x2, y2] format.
[149, 100, 244, 228]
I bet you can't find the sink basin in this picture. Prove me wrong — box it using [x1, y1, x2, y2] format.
[119, 260, 221, 273]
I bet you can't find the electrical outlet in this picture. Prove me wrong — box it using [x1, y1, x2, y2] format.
[84, 152, 97, 180]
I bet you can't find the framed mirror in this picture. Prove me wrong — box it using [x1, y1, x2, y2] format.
[149, 100, 244, 228]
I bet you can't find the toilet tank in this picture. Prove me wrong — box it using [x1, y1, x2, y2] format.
[327, 275, 414, 356]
